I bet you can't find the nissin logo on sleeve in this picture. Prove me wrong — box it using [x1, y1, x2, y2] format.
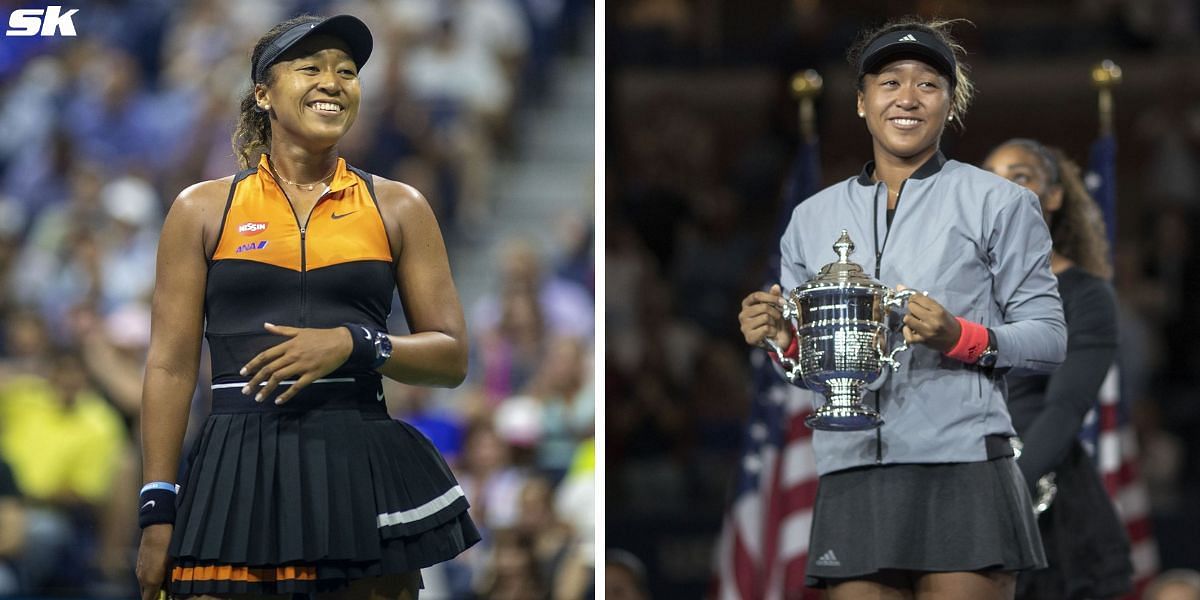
[6, 6, 79, 37]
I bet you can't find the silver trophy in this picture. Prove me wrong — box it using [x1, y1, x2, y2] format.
[767, 230, 920, 431]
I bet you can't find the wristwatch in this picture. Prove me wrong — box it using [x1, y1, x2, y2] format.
[976, 329, 999, 368]
[372, 330, 392, 369]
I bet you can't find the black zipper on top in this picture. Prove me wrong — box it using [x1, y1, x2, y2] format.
[872, 179, 905, 464]
[298, 224, 307, 326]
[271, 173, 330, 328]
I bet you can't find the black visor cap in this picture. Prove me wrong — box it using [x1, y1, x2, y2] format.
[858, 29, 956, 88]
[252, 15, 373, 84]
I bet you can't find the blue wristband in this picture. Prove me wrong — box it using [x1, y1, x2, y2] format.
[140, 481, 179, 495]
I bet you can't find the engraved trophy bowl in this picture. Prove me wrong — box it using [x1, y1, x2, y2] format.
[767, 230, 920, 431]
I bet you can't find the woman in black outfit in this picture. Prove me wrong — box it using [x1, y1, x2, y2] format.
[135, 14, 479, 600]
[983, 139, 1133, 600]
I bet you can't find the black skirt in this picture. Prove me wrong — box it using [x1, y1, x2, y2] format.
[166, 380, 480, 594]
[806, 456, 1046, 588]
[1016, 442, 1133, 600]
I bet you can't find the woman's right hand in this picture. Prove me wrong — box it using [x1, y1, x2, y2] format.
[136, 523, 173, 600]
[739, 284, 792, 349]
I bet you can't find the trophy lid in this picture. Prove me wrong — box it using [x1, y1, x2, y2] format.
[796, 230, 888, 292]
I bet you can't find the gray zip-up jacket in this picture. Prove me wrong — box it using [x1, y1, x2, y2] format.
[780, 153, 1067, 476]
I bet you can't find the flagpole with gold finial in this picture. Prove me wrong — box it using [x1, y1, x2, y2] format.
[1092, 59, 1122, 136]
[790, 69, 823, 144]
[1089, 59, 1121, 252]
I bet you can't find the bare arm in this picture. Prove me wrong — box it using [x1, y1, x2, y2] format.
[136, 179, 224, 599]
[377, 178, 469, 387]
[140, 181, 223, 485]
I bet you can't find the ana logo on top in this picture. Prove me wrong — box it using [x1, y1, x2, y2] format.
[238, 222, 268, 236]
[236, 241, 269, 254]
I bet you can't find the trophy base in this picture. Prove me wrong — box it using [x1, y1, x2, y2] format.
[805, 405, 883, 431]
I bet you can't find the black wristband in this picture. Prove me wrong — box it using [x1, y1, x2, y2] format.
[343, 323, 382, 370]
[138, 488, 177, 528]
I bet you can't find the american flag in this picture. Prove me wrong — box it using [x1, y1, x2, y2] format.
[1078, 363, 1159, 598]
[1083, 133, 1159, 598]
[713, 98, 823, 599]
[712, 351, 822, 600]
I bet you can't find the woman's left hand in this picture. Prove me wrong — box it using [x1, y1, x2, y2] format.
[240, 323, 353, 404]
[897, 285, 962, 353]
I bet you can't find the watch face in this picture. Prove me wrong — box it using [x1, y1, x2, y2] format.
[370, 331, 392, 369]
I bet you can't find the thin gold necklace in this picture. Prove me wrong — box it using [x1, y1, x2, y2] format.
[271, 161, 336, 191]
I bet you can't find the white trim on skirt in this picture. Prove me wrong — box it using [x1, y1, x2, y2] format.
[376, 486, 466, 528]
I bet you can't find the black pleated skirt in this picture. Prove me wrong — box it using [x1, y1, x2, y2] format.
[166, 380, 480, 594]
[1016, 442, 1133, 600]
[806, 456, 1047, 588]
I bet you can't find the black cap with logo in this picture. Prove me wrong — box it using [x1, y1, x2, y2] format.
[252, 15, 373, 84]
[857, 29, 957, 88]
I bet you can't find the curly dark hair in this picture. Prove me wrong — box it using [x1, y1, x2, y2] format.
[846, 16, 975, 130]
[231, 14, 324, 169]
[1047, 146, 1113, 279]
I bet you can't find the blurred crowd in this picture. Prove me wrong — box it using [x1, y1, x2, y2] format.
[607, 0, 1200, 597]
[0, 0, 594, 597]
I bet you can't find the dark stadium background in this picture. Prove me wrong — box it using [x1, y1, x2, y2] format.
[0, 0, 594, 597]
[606, 0, 1200, 597]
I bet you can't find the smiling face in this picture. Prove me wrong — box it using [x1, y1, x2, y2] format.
[255, 34, 361, 149]
[982, 143, 1063, 220]
[857, 58, 951, 164]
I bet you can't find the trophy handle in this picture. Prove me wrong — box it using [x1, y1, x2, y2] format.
[864, 365, 889, 391]
[764, 298, 803, 383]
[884, 288, 920, 309]
[764, 337, 804, 384]
[883, 339, 910, 369]
[880, 288, 925, 369]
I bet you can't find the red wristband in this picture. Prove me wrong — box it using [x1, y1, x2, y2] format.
[945, 317, 989, 364]
[768, 329, 800, 364]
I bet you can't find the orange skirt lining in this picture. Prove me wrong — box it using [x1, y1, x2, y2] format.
[171, 564, 317, 582]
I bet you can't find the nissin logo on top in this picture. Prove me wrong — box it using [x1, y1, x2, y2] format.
[6, 6, 78, 37]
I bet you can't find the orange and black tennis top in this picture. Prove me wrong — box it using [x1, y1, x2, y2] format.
[205, 154, 393, 386]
